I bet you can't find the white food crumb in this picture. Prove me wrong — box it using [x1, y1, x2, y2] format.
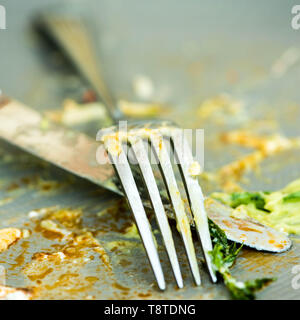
[188, 161, 202, 177]
[0, 285, 32, 300]
[40, 220, 71, 237]
[55, 252, 65, 260]
[22, 229, 30, 238]
[28, 211, 39, 218]
[28, 208, 48, 219]
[133, 75, 154, 100]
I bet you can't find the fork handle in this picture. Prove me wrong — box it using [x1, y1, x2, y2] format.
[37, 9, 123, 123]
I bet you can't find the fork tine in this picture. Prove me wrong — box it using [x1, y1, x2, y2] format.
[129, 137, 184, 288]
[107, 144, 166, 290]
[171, 130, 217, 283]
[150, 134, 201, 286]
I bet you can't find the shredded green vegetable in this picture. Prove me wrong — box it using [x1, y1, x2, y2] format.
[211, 178, 300, 235]
[209, 219, 275, 300]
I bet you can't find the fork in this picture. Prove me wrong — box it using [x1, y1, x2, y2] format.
[37, 10, 217, 289]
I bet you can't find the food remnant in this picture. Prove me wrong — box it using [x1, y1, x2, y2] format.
[197, 93, 244, 121]
[45, 99, 108, 126]
[220, 131, 299, 156]
[21, 229, 31, 238]
[132, 75, 154, 100]
[32, 207, 112, 272]
[73, 232, 111, 271]
[35, 207, 82, 239]
[123, 223, 140, 239]
[40, 220, 72, 238]
[206, 130, 300, 192]
[217, 151, 263, 191]
[0, 228, 25, 253]
[22, 205, 113, 299]
[118, 100, 163, 118]
[23, 250, 93, 297]
[0, 285, 32, 300]
[188, 161, 202, 177]
[20, 176, 63, 193]
[105, 240, 141, 255]
[100, 124, 178, 157]
[211, 178, 300, 235]
[82, 89, 97, 103]
[28, 208, 50, 219]
[47, 208, 82, 229]
[40, 117, 50, 131]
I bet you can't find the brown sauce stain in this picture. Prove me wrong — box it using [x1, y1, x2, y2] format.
[85, 276, 99, 283]
[222, 220, 233, 228]
[5, 182, 20, 192]
[96, 199, 133, 234]
[112, 282, 130, 292]
[44, 273, 79, 290]
[34, 224, 64, 241]
[22, 210, 116, 299]
[110, 246, 118, 252]
[274, 243, 284, 249]
[35, 272, 103, 299]
[238, 226, 262, 233]
[141, 267, 150, 274]
[0, 96, 10, 108]
[51, 244, 64, 250]
[119, 259, 132, 267]
[9, 240, 30, 270]
[138, 292, 152, 298]
[27, 268, 54, 281]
